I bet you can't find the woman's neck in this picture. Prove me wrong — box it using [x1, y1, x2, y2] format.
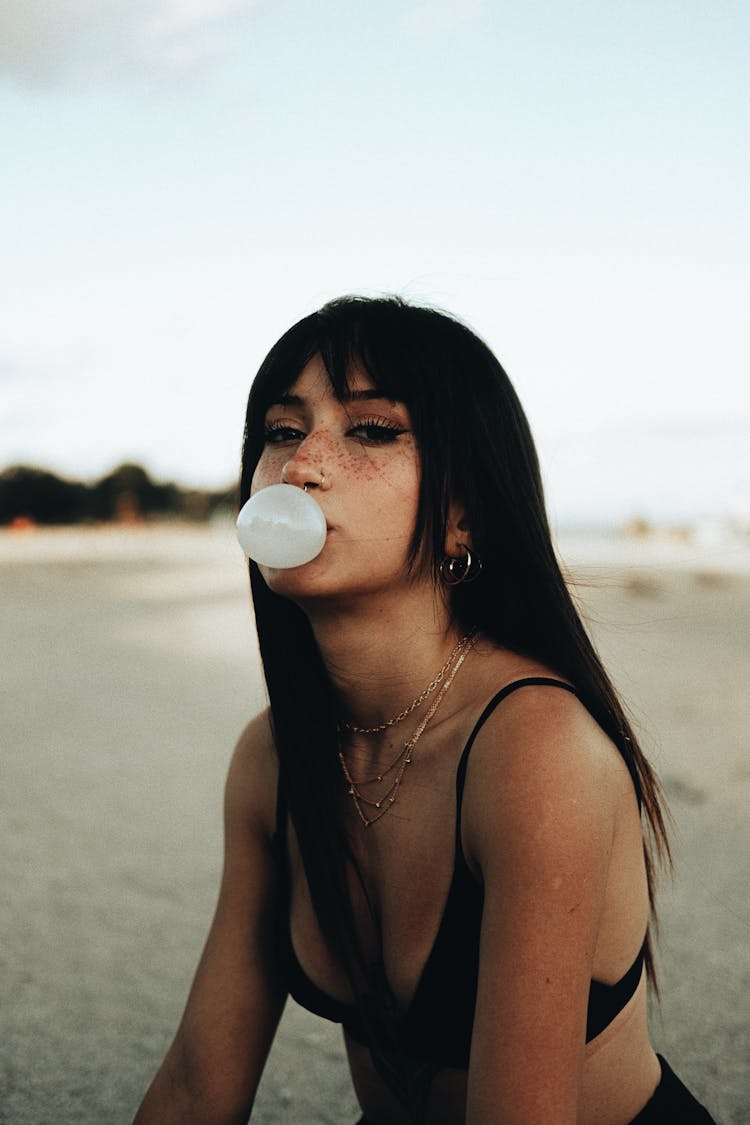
[302, 588, 462, 732]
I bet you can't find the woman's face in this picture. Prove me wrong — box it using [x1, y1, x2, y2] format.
[250, 356, 425, 602]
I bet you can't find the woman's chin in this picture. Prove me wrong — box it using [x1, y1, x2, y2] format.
[258, 554, 336, 599]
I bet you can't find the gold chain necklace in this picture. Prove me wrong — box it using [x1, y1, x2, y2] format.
[339, 630, 474, 787]
[337, 632, 478, 828]
[339, 631, 477, 786]
[338, 632, 471, 735]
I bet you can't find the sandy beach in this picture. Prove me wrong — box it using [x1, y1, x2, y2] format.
[1, 522, 748, 1124]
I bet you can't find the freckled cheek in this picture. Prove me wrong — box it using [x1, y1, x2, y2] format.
[250, 454, 284, 493]
[344, 448, 420, 492]
[353, 457, 421, 533]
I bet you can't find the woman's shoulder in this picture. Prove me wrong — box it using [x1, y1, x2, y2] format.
[232, 706, 276, 765]
[460, 657, 632, 865]
[224, 707, 279, 845]
[463, 647, 630, 785]
[468, 666, 630, 793]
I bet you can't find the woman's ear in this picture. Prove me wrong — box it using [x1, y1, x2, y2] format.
[444, 501, 471, 557]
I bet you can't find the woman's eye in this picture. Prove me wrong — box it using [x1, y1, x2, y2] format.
[263, 423, 305, 444]
[349, 420, 407, 444]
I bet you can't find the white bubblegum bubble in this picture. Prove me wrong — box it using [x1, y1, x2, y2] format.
[236, 484, 327, 568]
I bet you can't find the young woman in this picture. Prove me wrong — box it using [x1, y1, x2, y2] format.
[135, 296, 716, 1123]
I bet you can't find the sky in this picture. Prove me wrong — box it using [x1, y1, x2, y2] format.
[1, 0, 748, 526]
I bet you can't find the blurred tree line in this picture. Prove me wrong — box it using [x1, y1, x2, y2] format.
[0, 463, 237, 526]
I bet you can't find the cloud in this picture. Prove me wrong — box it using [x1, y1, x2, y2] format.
[0, 0, 265, 88]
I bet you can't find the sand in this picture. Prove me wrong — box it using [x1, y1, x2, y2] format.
[1, 523, 748, 1124]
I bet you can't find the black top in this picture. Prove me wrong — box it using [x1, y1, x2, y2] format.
[273, 678, 646, 1113]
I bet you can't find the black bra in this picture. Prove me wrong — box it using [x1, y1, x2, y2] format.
[274, 678, 646, 1071]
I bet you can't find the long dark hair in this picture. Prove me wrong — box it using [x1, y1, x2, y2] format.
[240, 294, 671, 985]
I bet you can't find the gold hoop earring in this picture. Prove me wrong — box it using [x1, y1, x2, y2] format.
[440, 547, 482, 586]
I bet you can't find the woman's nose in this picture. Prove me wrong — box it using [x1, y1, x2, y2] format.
[281, 441, 331, 491]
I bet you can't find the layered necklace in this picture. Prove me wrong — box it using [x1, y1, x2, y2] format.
[337, 630, 477, 827]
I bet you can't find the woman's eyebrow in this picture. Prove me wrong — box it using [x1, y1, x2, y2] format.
[268, 393, 304, 408]
[343, 389, 399, 404]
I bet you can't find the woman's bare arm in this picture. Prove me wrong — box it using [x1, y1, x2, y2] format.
[463, 688, 621, 1125]
[134, 711, 286, 1124]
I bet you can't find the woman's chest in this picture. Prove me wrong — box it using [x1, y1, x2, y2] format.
[286, 822, 484, 1081]
[287, 769, 475, 1011]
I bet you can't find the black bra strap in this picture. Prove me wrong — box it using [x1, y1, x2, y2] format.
[455, 678, 579, 848]
[586, 940, 646, 1041]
